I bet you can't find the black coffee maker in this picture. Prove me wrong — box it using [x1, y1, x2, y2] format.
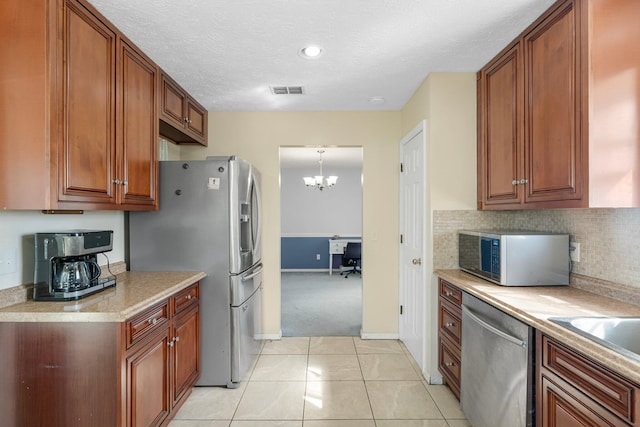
[33, 230, 116, 301]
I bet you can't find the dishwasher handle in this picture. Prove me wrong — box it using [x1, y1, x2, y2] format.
[462, 305, 527, 349]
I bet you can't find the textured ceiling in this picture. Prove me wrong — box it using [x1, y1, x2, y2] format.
[86, 0, 555, 112]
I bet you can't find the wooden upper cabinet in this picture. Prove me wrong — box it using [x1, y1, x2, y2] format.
[160, 72, 208, 146]
[478, 0, 584, 210]
[59, 0, 118, 206]
[0, 0, 158, 211]
[118, 40, 159, 209]
[478, 42, 522, 207]
[478, 0, 640, 210]
[523, 1, 583, 205]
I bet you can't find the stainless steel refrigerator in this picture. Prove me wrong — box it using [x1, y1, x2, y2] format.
[128, 156, 262, 388]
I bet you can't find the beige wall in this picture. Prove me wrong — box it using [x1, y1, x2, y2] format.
[180, 112, 402, 337]
[400, 72, 477, 379]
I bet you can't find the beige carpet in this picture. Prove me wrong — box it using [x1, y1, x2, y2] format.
[281, 272, 362, 336]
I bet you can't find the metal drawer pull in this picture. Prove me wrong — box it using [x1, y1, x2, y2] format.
[147, 318, 158, 325]
[185, 294, 192, 300]
[445, 362, 456, 367]
[445, 322, 454, 327]
[445, 291, 453, 297]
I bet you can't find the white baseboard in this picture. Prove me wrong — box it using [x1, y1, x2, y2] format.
[424, 372, 443, 384]
[256, 331, 282, 340]
[359, 331, 400, 340]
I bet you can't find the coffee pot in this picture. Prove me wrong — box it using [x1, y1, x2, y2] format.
[55, 259, 101, 291]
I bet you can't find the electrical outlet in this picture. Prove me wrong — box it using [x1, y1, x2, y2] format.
[316, 254, 321, 260]
[569, 242, 580, 263]
[0, 247, 17, 275]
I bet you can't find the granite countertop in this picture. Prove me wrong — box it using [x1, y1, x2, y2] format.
[436, 269, 640, 384]
[0, 271, 206, 323]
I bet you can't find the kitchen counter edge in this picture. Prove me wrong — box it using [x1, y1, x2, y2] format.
[0, 271, 207, 323]
[435, 269, 640, 385]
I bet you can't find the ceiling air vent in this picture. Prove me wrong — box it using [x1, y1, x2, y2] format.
[270, 86, 305, 95]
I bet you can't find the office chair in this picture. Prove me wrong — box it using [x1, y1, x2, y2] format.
[340, 242, 361, 278]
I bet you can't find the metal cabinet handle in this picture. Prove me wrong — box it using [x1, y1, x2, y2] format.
[445, 362, 456, 367]
[445, 322, 454, 327]
[113, 179, 121, 185]
[168, 340, 174, 347]
[445, 291, 453, 297]
[185, 294, 192, 300]
[147, 318, 157, 325]
[174, 336, 180, 343]
[412, 258, 422, 265]
[122, 180, 128, 186]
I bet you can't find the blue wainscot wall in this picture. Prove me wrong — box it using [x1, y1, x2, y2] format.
[281, 236, 360, 271]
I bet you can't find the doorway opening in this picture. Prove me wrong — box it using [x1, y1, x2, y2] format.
[279, 146, 363, 336]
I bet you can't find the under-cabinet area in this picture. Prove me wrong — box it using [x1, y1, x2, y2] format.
[436, 271, 640, 427]
[0, 272, 205, 427]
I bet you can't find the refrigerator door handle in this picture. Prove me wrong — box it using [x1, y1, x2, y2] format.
[253, 171, 262, 255]
[241, 264, 263, 281]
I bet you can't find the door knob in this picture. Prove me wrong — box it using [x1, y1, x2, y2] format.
[412, 258, 422, 265]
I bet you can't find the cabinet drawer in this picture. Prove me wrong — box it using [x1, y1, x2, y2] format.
[172, 282, 199, 315]
[438, 337, 461, 399]
[126, 300, 170, 348]
[439, 279, 462, 306]
[541, 334, 639, 424]
[439, 300, 462, 347]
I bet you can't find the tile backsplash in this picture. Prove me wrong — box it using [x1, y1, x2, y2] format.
[433, 208, 640, 289]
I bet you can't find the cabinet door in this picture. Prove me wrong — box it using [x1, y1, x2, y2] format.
[118, 40, 158, 209]
[524, 0, 584, 205]
[59, 0, 117, 206]
[160, 74, 187, 129]
[539, 376, 623, 427]
[172, 305, 200, 407]
[185, 98, 207, 144]
[127, 329, 171, 427]
[479, 42, 523, 207]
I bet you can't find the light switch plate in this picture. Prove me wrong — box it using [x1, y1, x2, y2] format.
[0, 247, 17, 275]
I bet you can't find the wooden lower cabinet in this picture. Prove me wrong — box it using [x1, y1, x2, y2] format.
[172, 305, 200, 407]
[127, 327, 172, 427]
[126, 282, 200, 427]
[0, 282, 200, 427]
[437, 278, 463, 400]
[537, 331, 640, 427]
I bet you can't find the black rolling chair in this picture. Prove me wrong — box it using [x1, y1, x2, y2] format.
[340, 242, 361, 278]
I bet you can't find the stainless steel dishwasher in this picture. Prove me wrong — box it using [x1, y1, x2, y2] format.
[461, 292, 534, 427]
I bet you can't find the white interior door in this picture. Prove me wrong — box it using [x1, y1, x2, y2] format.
[399, 122, 426, 372]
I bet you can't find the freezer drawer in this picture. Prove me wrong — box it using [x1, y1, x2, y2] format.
[230, 286, 262, 386]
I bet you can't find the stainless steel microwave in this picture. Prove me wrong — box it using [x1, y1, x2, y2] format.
[458, 230, 570, 286]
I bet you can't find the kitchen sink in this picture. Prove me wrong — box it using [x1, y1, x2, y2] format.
[549, 317, 640, 362]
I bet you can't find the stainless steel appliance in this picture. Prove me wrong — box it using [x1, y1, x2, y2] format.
[33, 230, 116, 301]
[458, 230, 570, 286]
[461, 292, 534, 427]
[128, 157, 262, 388]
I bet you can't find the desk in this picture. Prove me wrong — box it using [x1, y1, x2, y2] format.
[328, 239, 361, 275]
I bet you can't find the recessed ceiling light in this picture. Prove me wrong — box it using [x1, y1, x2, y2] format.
[299, 46, 323, 59]
[369, 96, 385, 105]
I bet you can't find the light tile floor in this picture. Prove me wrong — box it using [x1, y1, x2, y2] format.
[170, 337, 470, 427]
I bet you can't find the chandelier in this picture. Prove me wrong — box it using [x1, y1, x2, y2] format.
[303, 150, 338, 191]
